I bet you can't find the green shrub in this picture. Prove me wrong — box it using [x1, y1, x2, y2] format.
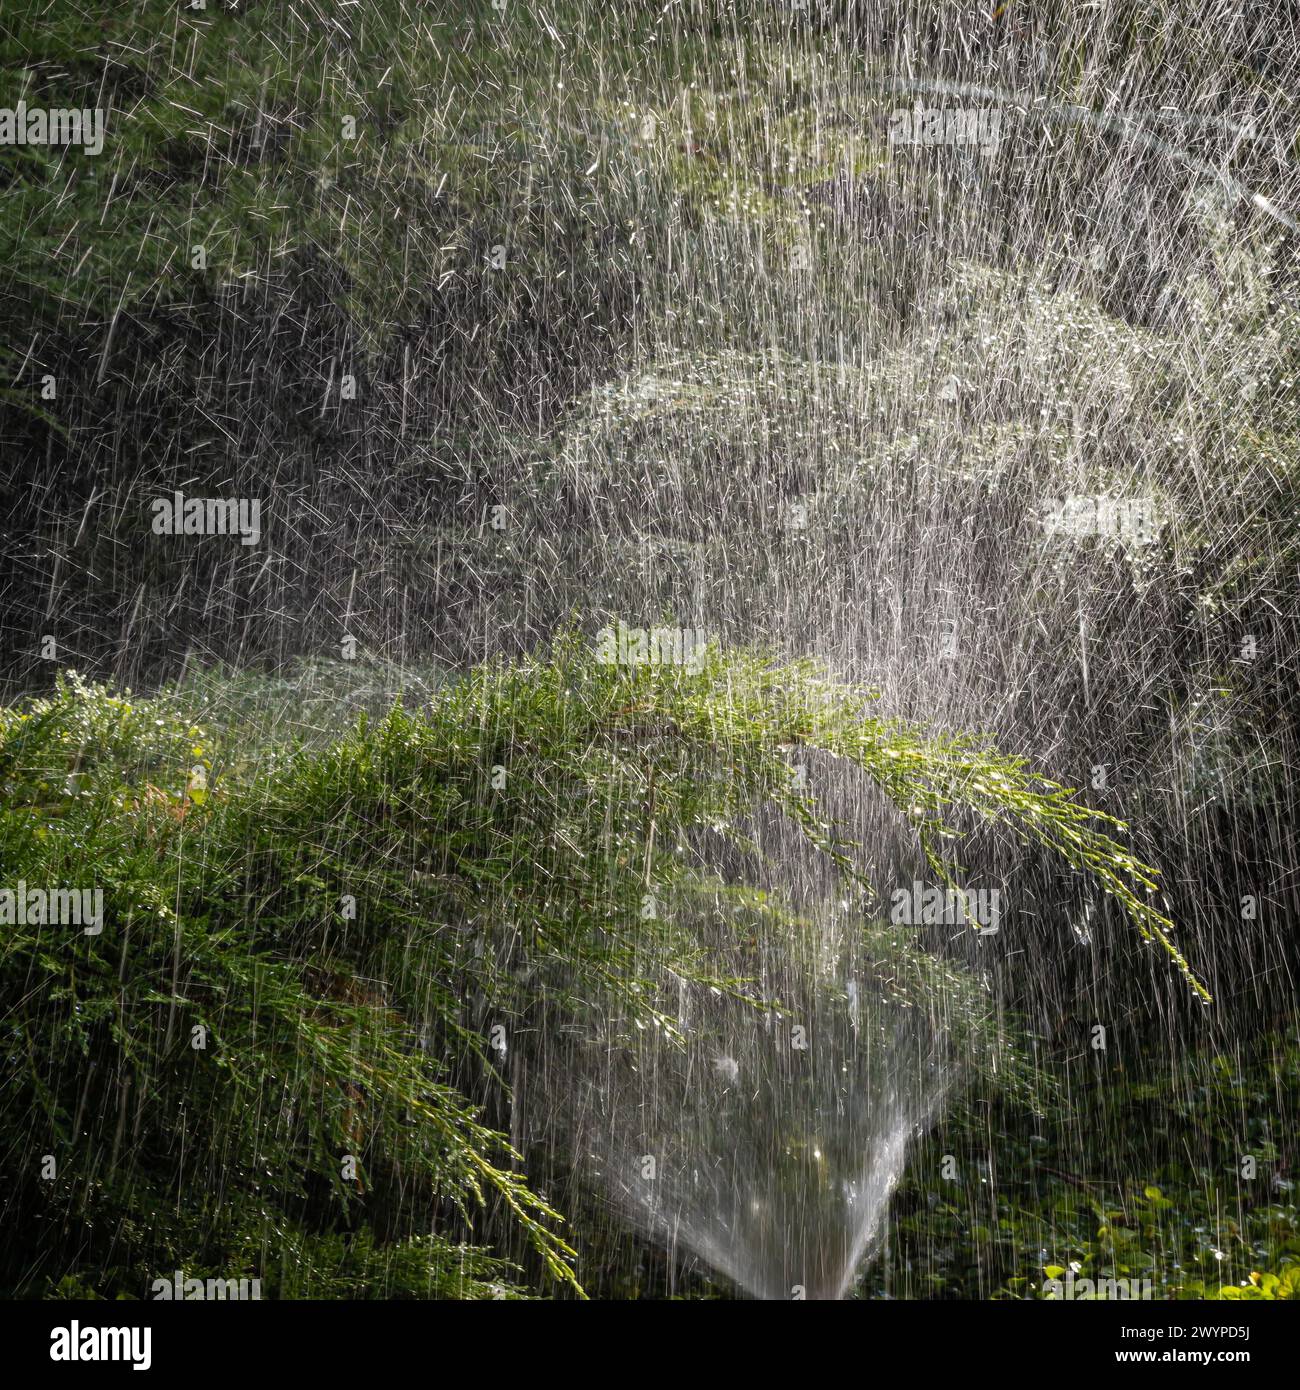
[0, 635, 1202, 1297]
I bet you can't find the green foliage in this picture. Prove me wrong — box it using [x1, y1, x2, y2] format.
[0, 635, 1198, 1296]
[1185, 1262, 1300, 1301]
[868, 1032, 1300, 1301]
[0, 670, 202, 800]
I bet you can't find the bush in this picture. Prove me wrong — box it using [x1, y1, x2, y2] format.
[0, 635, 1200, 1297]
